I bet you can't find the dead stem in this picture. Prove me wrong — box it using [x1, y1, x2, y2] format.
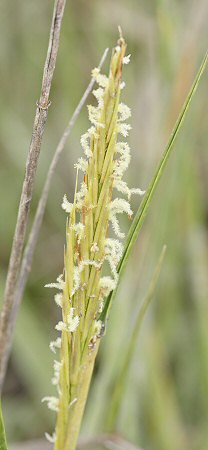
[0, 0, 66, 392]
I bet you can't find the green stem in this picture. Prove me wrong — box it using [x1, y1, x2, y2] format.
[0, 401, 8, 450]
[63, 343, 100, 450]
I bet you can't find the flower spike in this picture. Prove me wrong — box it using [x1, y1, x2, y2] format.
[44, 33, 145, 450]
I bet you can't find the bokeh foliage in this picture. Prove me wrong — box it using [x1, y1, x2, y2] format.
[0, 1, 208, 449]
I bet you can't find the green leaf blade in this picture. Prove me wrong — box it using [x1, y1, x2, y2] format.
[100, 50, 208, 323]
[105, 245, 166, 430]
[0, 402, 8, 450]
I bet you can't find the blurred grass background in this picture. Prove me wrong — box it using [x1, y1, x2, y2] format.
[0, 0, 208, 449]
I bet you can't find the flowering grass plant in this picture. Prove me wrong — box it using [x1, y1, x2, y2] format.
[42, 34, 207, 450]
[44, 32, 146, 450]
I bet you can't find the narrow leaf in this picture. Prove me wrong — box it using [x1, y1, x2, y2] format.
[105, 246, 166, 430]
[0, 402, 8, 450]
[100, 50, 208, 323]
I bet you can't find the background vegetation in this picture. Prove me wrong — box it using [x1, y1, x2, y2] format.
[0, 1, 208, 449]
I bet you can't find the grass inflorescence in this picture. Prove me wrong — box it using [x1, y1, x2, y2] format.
[44, 33, 144, 450]
[42, 31, 208, 450]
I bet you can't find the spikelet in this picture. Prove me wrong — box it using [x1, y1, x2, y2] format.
[44, 33, 145, 450]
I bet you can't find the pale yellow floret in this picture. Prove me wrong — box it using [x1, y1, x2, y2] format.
[80, 127, 95, 158]
[90, 242, 99, 253]
[54, 293, 63, 307]
[74, 157, 88, 173]
[110, 215, 125, 239]
[94, 320, 102, 336]
[42, 396, 59, 412]
[123, 54, 131, 64]
[75, 182, 88, 209]
[45, 274, 65, 290]
[45, 432, 56, 443]
[118, 122, 132, 137]
[55, 308, 80, 333]
[91, 67, 109, 87]
[99, 276, 117, 296]
[109, 198, 133, 217]
[113, 179, 145, 200]
[66, 308, 80, 332]
[93, 87, 104, 109]
[52, 360, 62, 386]
[118, 103, 131, 121]
[62, 194, 73, 213]
[49, 337, 62, 354]
[105, 238, 123, 266]
[70, 223, 85, 244]
[87, 105, 105, 128]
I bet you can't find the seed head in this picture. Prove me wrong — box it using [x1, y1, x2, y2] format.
[44, 34, 146, 447]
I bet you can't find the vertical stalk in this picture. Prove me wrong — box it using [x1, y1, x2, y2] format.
[45, 30, 142, 450]
[0, 0, 66, 392]
[64, 343, 99, 450]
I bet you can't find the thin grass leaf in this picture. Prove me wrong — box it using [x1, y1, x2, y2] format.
[100, 50, 208, 323]
[105, 245, 166, 430]
[0, 402, 8, 450]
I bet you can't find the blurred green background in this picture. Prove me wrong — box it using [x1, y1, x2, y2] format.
[0, 0, 208, 449]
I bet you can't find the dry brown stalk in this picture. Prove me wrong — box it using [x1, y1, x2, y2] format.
[0, 0, 66, 392]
